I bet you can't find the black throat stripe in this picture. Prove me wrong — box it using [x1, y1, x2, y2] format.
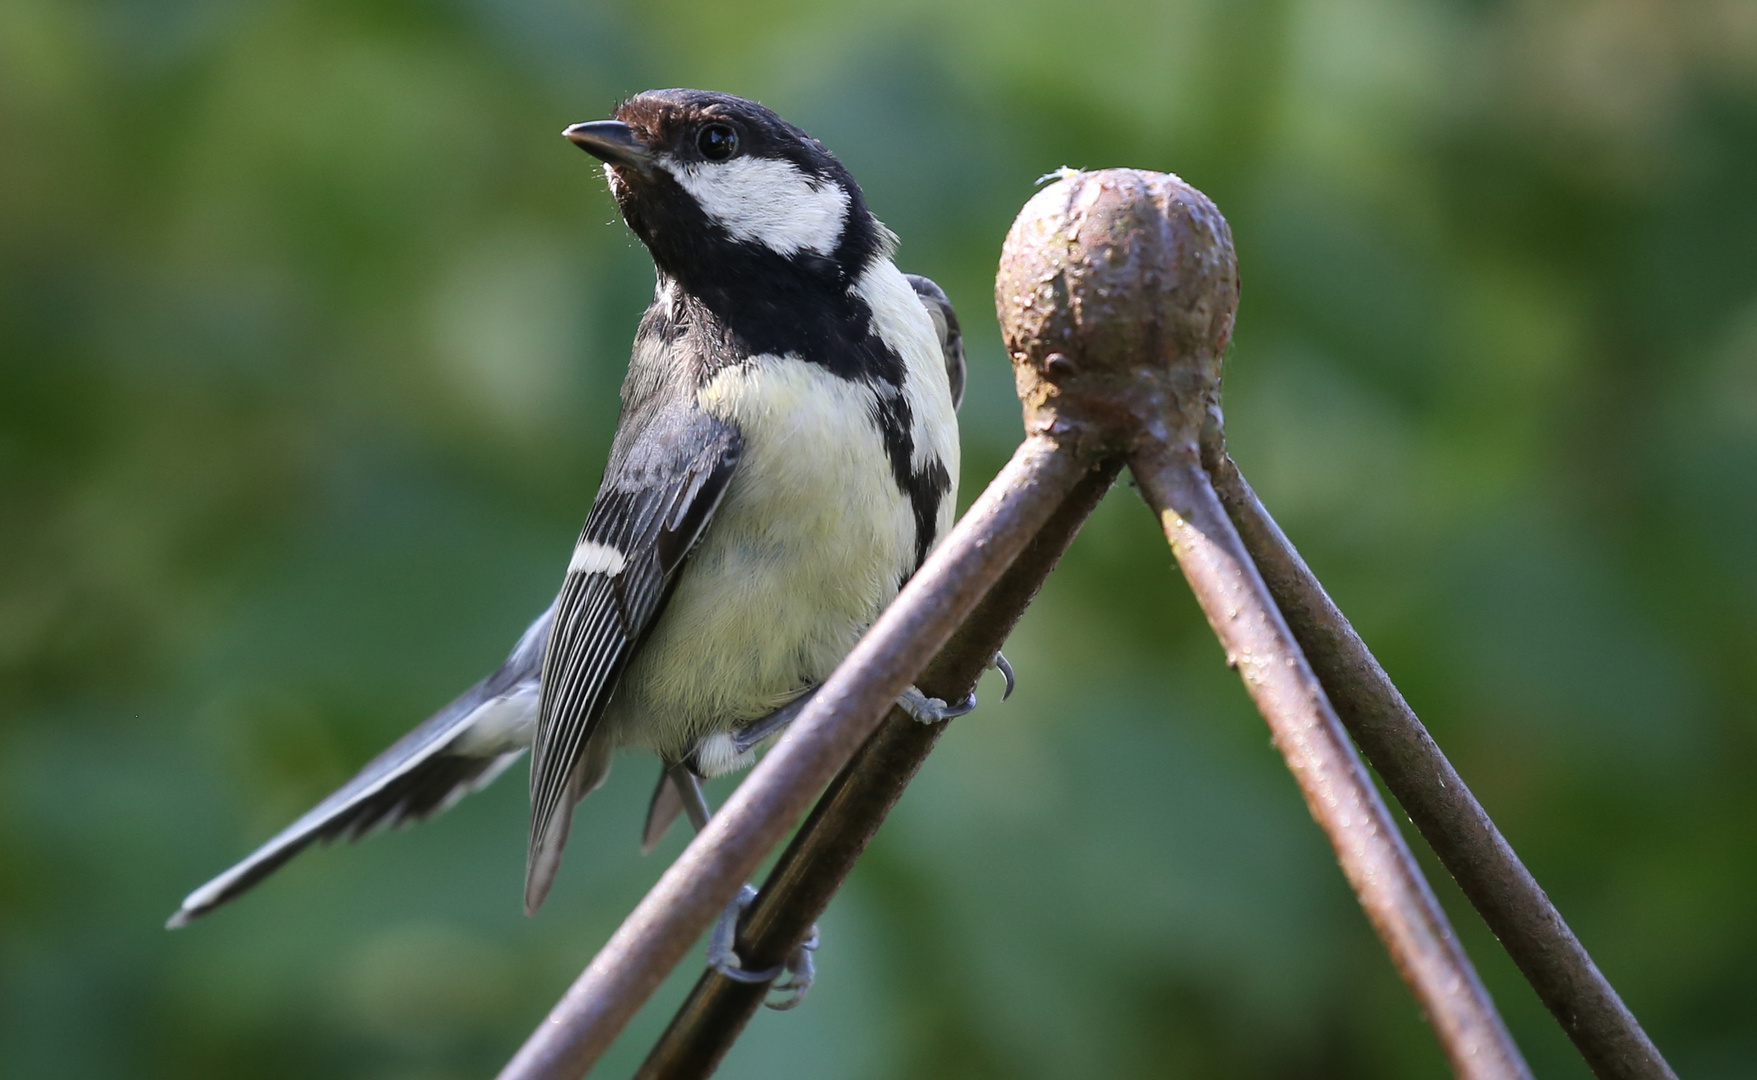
[867, 388, 951, 573]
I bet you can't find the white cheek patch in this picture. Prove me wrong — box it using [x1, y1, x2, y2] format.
[569, 540, 627, 576]
[662, 155, 849, 257]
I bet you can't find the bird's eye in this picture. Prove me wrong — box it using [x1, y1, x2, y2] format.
[697, 124, 738, 161]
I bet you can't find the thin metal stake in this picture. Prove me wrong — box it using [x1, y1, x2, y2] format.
[995, 168, 1529, 1079]
[1132, 442, 1530, 1080]
[1202, 431, 1676, 1080]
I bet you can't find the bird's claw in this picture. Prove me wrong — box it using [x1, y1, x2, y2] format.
[898, 685, 977, 724]
[990, 652, 1016, 700]
[766, 926, 819, 1011]
[707, 885, 784, 983]
[705, 884, 820, 1009]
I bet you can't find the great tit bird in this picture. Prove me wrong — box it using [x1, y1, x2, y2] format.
[168, 90, 977, 935]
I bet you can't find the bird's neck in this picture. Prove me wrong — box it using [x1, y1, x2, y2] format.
[644, 246, 908, 388]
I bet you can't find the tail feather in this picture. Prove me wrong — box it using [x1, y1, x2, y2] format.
[167, 741, 524, 928]
[167, 606, 553, 928]
[522, 732, 613, 916]
[641, 766, 685, 854]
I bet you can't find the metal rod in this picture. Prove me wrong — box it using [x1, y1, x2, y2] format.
[494, 435, 1093, 1080]
[1131, 441, 1532, 1080]
[1201, 435, 1677, 1080]
[635, 459, 1125, 1079]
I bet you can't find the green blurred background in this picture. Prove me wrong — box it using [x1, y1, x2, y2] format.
[5, 0, 1757, 1076]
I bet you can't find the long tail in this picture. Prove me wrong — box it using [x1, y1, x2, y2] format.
[166, 606, 553, 927]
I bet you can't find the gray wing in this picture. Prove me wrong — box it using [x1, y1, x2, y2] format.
[906, 273, 965, 410]
[525, 400, 741, 912]
[166, 607, 553, 928]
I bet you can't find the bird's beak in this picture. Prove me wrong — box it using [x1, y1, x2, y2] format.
[564, 121, 653, 171]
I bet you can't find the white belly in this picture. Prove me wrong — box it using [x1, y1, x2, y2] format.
[602, 352, 937, 768]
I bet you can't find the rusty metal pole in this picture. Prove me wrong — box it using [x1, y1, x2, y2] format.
[1200, 428, 1677, 1080]
[635, 459, 1123, 1080]
[494, 436, 1096, 1080]
[996, 168, 1532, 1080]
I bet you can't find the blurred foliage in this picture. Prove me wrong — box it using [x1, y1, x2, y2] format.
[4, 0, 1757, 1077]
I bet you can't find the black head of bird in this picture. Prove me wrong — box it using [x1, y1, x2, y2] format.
[563, 90, 892, 341]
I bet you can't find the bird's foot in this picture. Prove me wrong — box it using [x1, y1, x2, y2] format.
[990, 652, 1016, 700]
[897, 685, 977, 724]
[706, 886, 784, 983]
[766, 925, 818, 1011]
[706, 884, 820, 1010]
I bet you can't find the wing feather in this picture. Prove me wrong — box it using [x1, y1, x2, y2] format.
[525, 403, 740, 909]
